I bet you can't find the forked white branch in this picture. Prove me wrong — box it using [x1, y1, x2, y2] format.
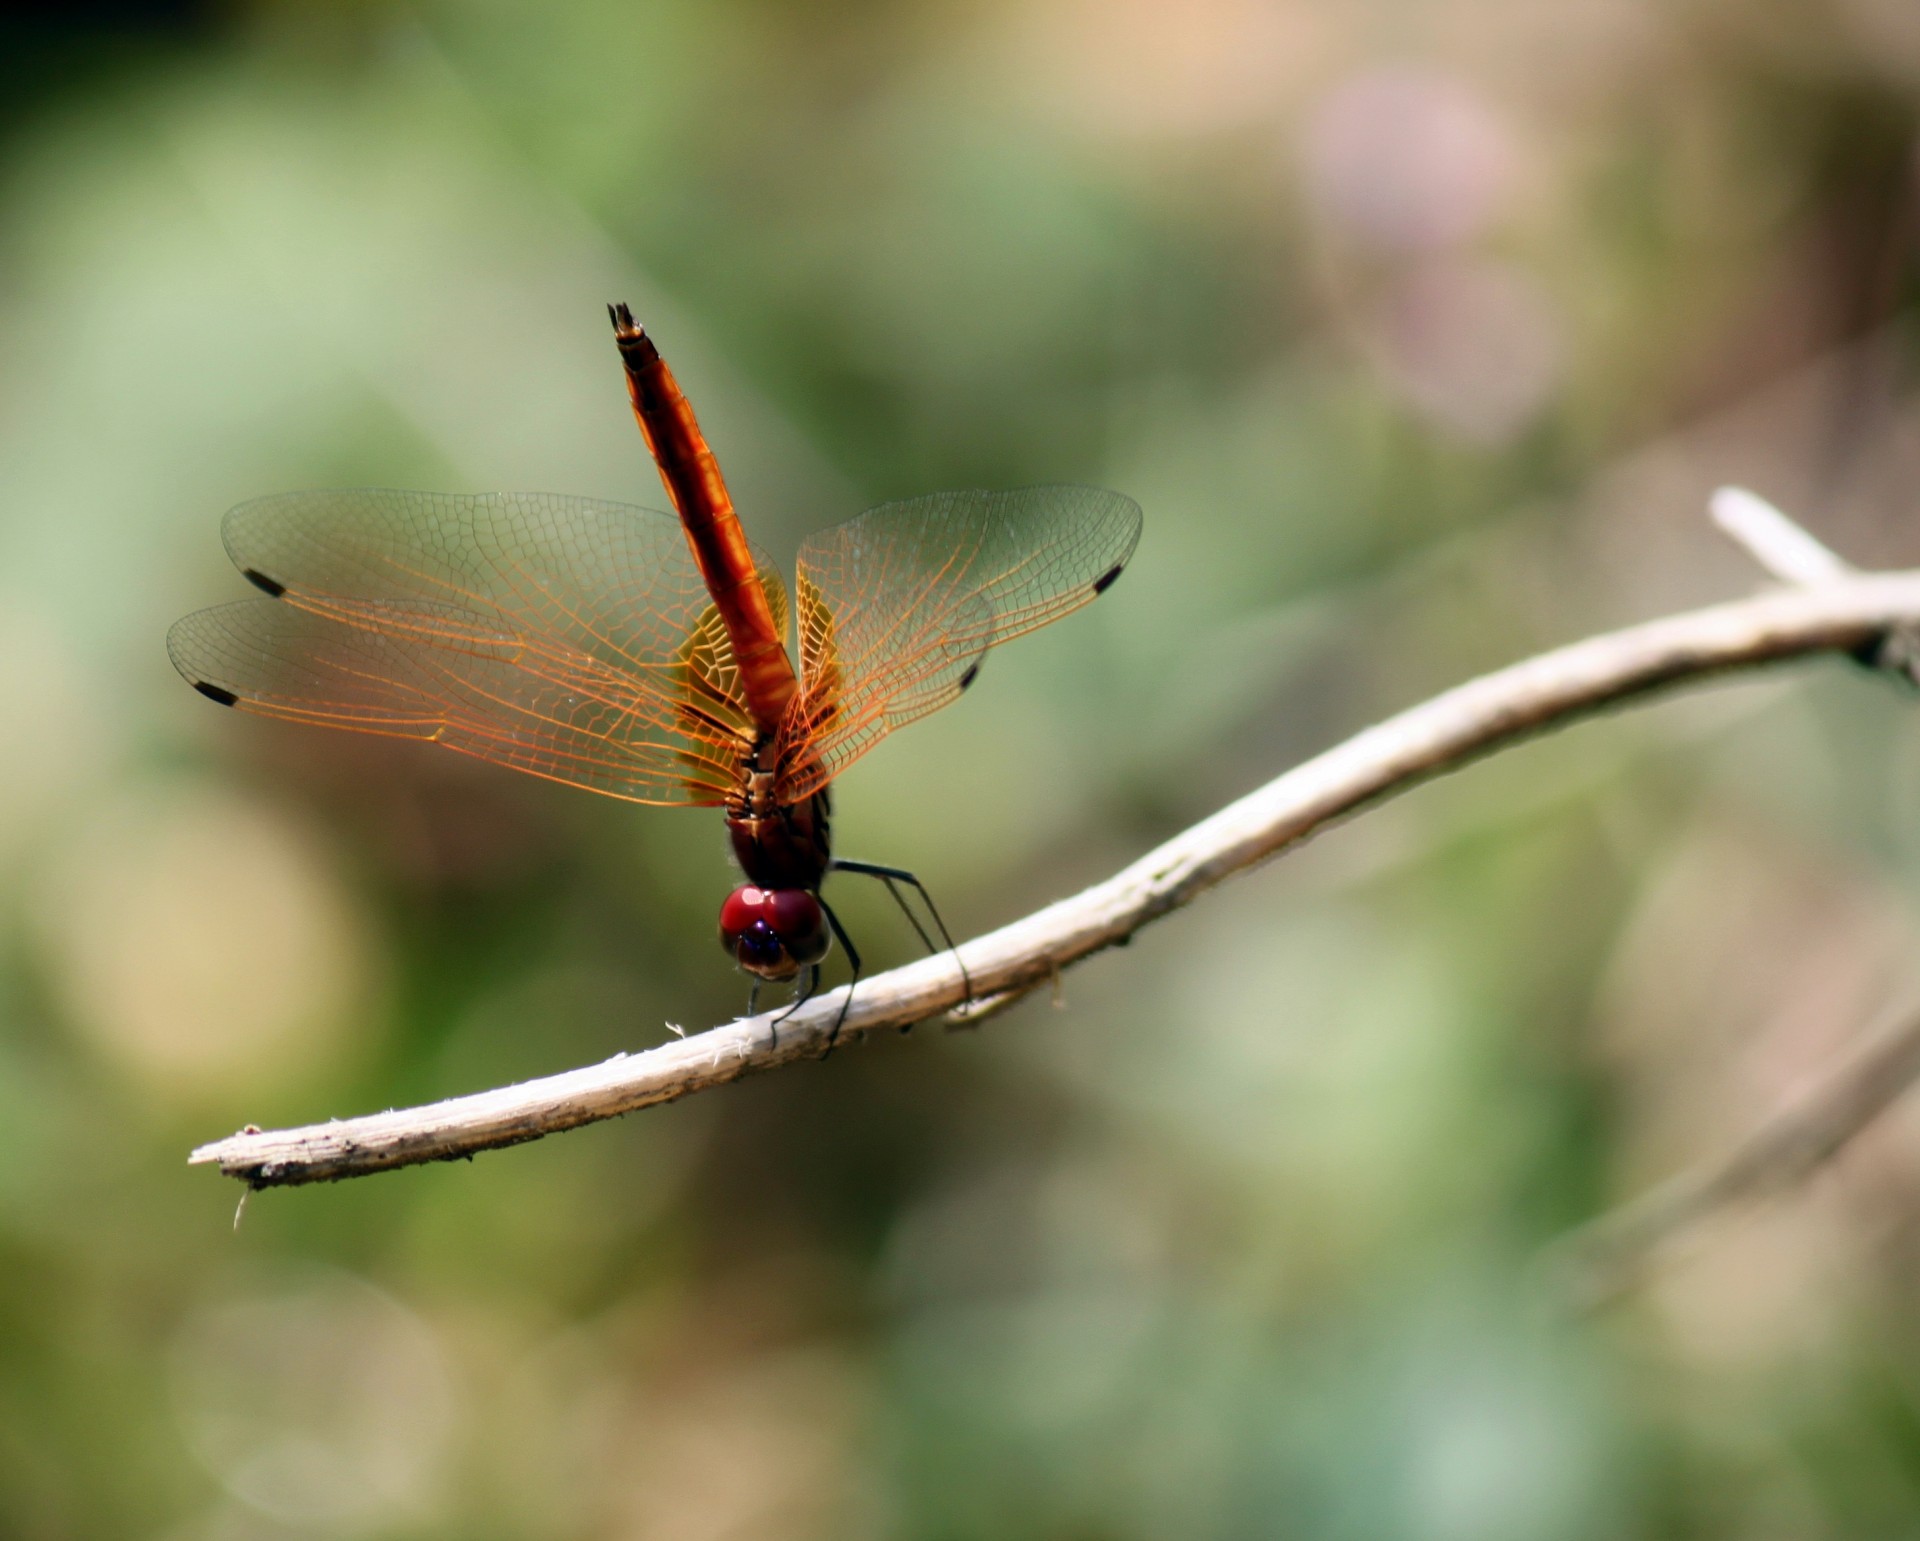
[1544, 488, 1920, 1308]
[193, 489, 1920, 1193]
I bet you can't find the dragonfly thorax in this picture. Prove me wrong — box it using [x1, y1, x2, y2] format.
[732, 761, 781, 821]
[726, 772, 831, 895]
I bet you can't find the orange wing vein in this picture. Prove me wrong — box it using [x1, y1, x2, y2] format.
[780, 484, 1142, 799]
[167, 489, 788, 806]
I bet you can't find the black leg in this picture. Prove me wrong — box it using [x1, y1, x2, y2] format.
[843, 869, 937, 955]
[746, 980, 761, 1019]
[829, 858, 972, 1007]
[817, 896, 862, 1057]
[771, 965, 818, 1031]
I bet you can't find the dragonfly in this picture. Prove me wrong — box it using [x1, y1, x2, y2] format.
[168, 304, 1143, 1043]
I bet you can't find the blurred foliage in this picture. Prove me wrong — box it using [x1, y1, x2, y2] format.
[4, 0, 1920, 1536]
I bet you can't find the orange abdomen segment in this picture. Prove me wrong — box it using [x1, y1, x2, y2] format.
[610, 306, 797, 734]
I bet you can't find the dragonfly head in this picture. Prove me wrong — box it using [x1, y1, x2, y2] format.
[720, 885, 831, 981]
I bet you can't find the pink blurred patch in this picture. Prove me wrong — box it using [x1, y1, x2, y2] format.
[1375, 258, 1564, 443]
[1305, 66, 1518, 252]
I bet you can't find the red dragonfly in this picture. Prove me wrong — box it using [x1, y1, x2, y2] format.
[169, 305, 1142, 1037]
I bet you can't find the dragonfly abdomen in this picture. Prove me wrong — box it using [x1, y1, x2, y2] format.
[609, 304, 798, 735]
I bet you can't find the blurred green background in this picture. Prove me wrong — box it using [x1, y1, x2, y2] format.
[5, 0, 1920, 1535]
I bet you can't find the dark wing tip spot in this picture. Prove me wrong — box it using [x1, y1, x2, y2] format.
[957, 660, 982, 692]
[241, 568, 286, 598]
[1092, 562, 1126, 595]
[192, 680, 239, 707]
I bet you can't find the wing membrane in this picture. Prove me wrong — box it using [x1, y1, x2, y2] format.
[170, 490, 787, 806]
[783, 485, 1141, 796]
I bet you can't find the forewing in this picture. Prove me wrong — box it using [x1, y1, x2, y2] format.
[169, 490, 788, 805]
[785, 485, 1142, 794]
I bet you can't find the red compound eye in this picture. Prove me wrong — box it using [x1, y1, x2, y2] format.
[718, 886, 830, 979]
[767, 890, 829, 967]
[719, 885, 770, 939]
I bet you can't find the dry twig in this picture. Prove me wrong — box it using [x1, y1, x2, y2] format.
[193, 492, 1920, 1189]
[1539, 489, 1920, 1307]
[1710, 485, 1857, 585]
[1714, 484, 1920, 684]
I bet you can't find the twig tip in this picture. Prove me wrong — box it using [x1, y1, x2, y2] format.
[1708, 486, 1852, 586]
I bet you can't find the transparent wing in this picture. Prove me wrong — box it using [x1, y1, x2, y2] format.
[782, 485, 1141, 797]
[168, 489, 790, 806]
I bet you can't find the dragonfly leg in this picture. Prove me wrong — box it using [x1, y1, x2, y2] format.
[767, 964, 818, 1049]
[746, 980, 761, 1020]
[817, 896, 863, 1058]
[829, 858, 972, 1014]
